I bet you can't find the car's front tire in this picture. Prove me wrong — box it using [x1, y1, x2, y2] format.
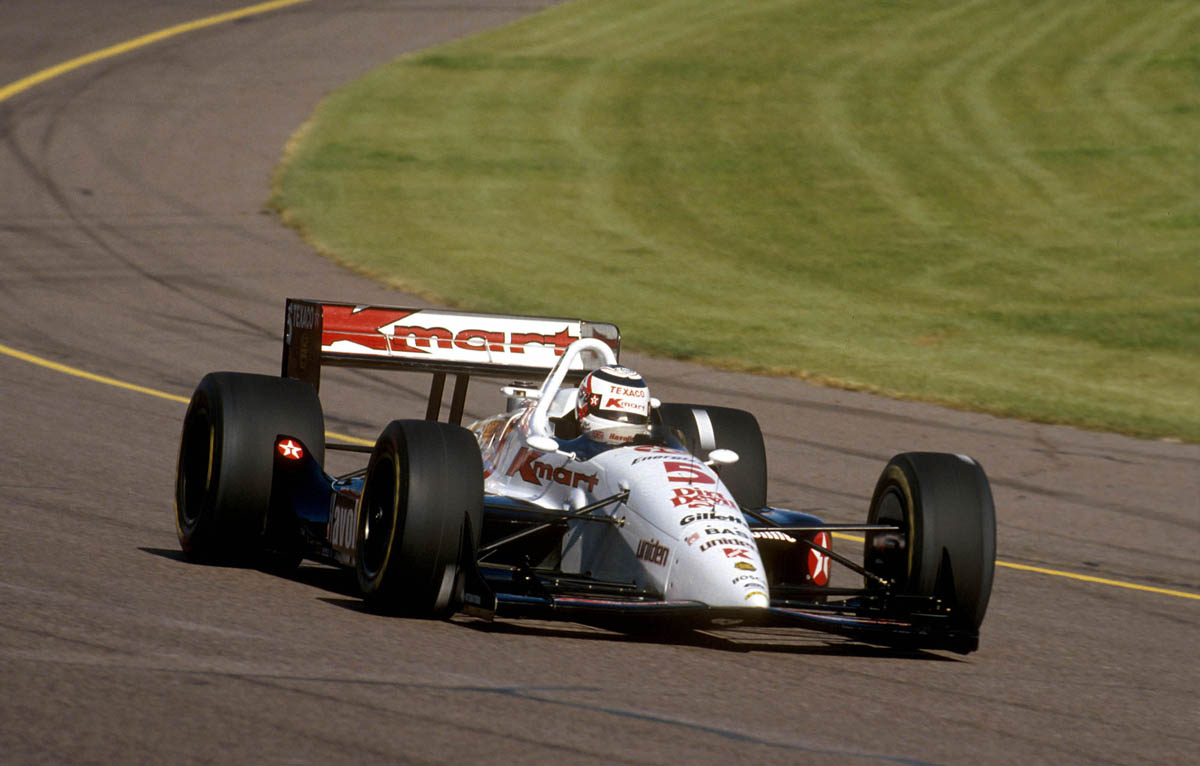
[355, 419, 483, 618]
[864, 452, 996, 629]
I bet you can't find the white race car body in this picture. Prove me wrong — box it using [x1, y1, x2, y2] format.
[222, 299, 998, 654]
[473, 401, 770, 609]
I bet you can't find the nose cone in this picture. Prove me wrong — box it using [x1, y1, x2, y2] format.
[743, 590, 769, 608]
[666, 542, 772, 608]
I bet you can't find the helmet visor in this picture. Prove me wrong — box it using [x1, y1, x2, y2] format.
[593, 405, 649, 426]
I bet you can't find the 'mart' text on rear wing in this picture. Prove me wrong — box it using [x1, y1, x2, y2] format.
[281, 298, 620, 424]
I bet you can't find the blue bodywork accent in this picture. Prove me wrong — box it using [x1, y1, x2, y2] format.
[746, 507, 826, 527]
[271, 444, 333, 525]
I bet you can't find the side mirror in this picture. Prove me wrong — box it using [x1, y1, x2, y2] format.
[706, 448, 739, 467]
[526, 435, 560, 454]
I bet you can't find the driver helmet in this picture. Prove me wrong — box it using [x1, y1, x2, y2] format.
[576, 366, 651, 445]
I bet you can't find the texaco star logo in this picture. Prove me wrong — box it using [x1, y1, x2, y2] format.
[808, 532, 831, 586]
[277, 439, 304, 460]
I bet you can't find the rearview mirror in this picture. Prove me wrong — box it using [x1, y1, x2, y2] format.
[526, 435, 560, 454]
[706, 448, 739, 467]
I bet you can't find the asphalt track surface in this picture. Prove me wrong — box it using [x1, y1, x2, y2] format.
[1, 1, 1197, 763]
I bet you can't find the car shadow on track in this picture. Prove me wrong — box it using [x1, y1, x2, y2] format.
[143, 547, 958, 660]
[141, 546, 361, 593]
[142, 547, 189, 562]
[455, 618, 958, 660]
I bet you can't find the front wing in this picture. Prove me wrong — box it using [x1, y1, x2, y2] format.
[461, 560, 979, 654]
[482, 593, 977, 653]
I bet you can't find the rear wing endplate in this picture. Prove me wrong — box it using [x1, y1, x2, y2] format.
[281, 299, 620, 423]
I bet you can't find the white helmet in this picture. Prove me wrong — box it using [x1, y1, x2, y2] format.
[576, 366, 651, 445]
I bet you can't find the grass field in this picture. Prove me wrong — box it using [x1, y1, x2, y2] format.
[272, 0, 1200, 443]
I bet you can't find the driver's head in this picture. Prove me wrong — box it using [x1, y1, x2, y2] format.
[576, 366, 651, 445]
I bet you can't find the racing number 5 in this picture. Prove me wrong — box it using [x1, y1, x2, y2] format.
[663, 460, 714, 485]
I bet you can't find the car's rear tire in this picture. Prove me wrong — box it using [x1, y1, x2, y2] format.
[175, 372, 325, 563]
[864, 452, 996, 629]
[657, 403, 768, 509]
[355, 420, 483, 618]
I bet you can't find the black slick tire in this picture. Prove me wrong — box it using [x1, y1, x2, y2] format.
[175, 372, 324, 563]
[864, 452, 996, 629]
[355, 420, 483, 618]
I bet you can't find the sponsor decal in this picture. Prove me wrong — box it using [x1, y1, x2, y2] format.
[632, 445, 679, 455]
[733, 561, 757, 571]
[635, 538, 670, 567]
[721, 547, 753, 560]
[699, 536, 753, 553]
[684, 532, 700, 547]
[288, 301, 319, 330]
[321, 305, 579, 357]
[475, 418, 505, 443]
[703, 527, 753, 541]
[601, 431, 638, 445]
[320, 306, 412, 351]
[506, 447, 599, 492]
[277, 439, 303, 460]
[737, 580, 768, 593]
[808, 532, 832, 586]
[671, 488, 737, 511]
[631, 453, 685, 465]
[475, 416, 515, 479]
[601, 393, 646, 412]
[732, 575, 761, 585]
[752, 529, 797, 543]
[328, 494, 357, 551]
[744, 590, 767, 601]
[679, 511, 744, 526]
[662, 460, 715, 485]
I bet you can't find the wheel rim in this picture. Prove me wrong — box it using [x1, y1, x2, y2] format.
[178, 406, 215, 528]
[867, 486, 910, 589]
[360, 453, 399, 580]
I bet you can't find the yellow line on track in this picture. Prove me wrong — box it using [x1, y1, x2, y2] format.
[1, 0, 1195, 603]
[0, 342, 190, 404]
[0, 342, 369, 446]
[832, 532, 1199, 601]
[0, 0, 314, 104]
[993, 561, 1200, 601]
[326, 431, 373, 446]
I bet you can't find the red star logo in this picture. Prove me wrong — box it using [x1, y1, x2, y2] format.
[277, 439, 304, 460]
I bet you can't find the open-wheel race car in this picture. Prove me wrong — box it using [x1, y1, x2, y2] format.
[175, 299, 996, 653]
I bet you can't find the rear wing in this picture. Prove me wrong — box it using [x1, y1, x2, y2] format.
[281, 299, 620, 423]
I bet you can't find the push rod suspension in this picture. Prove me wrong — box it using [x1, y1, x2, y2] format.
[740, 507, 894, 587]
[802, 536, 891, 588]
[478, 490, 630, 558]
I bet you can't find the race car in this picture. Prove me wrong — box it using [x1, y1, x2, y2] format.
[175, 299, 996, 653]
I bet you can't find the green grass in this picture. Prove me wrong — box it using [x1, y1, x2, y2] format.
[272, 0, 1200, 443]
